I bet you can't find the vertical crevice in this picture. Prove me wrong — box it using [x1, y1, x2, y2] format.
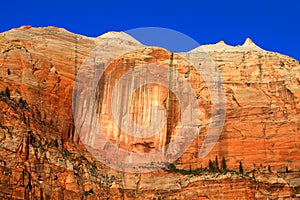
[25, 172, 32, 199]
[71, 119, 75, 141]
[117, 74, 125, 148]
[74, 36, 78, 76]
[258, 63, 262, 81]
[40, 187, 44, 200]
[258, 54, 263, 82]
[25, 131, 33, 160]
[95, 63, 105, 117]
[165, 53, 174, 155]
[22, 169, 25, 186]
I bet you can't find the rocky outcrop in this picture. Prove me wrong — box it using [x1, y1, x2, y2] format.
[0, 26, 299, 199]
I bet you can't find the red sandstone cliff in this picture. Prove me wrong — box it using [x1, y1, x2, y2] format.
[0, 26, 299, 199]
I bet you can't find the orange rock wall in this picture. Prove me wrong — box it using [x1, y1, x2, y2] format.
[0, 26, 299, 199]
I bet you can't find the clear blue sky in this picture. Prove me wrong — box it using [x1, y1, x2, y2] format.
[1, 0, 299, 60]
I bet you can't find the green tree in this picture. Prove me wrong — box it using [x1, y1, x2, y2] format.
[268, 165, 271, 172]
[5, 87, 10, 98]
[209, 160, 214, 171]
[239, 161, 243, 174]
[221, 156, 227, 170]
[215, 156, 219, 169]
[19, 98, 27, 109]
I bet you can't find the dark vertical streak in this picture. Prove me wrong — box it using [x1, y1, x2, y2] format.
[74, 36, 78, 76]
[165, 53, 174, 155]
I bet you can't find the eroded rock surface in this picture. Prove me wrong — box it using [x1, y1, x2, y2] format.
[0, 26, 299, 199]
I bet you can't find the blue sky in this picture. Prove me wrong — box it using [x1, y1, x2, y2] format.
[1, 0, 299, 60]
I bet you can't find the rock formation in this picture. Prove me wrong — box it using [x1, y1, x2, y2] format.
[0, 26, 299, 199]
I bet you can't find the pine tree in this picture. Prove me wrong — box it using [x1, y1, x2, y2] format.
[5, 87, 10, 98]
[268, 165, 271, 172]
[239, 161, 243, 174]
[19, 98, 27, 109]
[286, 166, 289, 173]
[221, 156, 227, 170]
[209, 160, 214, 171]
[215, 156, 219, 169]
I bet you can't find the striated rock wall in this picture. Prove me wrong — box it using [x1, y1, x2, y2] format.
[0, 26, 299, 199]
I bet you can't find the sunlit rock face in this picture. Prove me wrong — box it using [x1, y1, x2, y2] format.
[0, 26, 299, 199]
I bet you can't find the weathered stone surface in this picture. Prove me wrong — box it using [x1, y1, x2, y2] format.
[0, 26, 299, 199]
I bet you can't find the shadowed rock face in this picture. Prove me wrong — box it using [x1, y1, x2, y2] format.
[0, 26, 300, 199]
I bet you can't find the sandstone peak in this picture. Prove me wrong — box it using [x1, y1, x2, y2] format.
[10, 25, 68, 32]
[242, 37, 263, 51]
[2, 26, 78, 39]
[243, 37, 254, 45]
[97, 31, 142, 45]
[190, 37, 264, 53]
[216, 40, 227, 45]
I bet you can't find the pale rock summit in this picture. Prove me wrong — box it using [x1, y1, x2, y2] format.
[96, 31, 266, 54]
[241, 38, 264, 51]
[191, 37, 264, 53]
[97, 31, 142, 45]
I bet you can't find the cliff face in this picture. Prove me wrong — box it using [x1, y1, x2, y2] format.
[182, 40, 300, 171]
[0, 26, 300, 199]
